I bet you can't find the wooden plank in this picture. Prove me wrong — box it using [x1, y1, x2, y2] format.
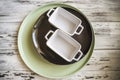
[0, 54, 29, 71]
[0, 50, 120, 71]
[0, 22, 120, 50]
[93, 22, 120, 50]
[0, 71, 45, 80]
[0, 70, 120, 80]
[82, 50, 120, 71]
[0, 0, 120, 22]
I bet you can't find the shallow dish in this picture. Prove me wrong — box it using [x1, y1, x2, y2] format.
[45, 29, 83, 62]
[47, 7, 84, 35]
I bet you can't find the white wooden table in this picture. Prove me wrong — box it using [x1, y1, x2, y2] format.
[0, 0, 120, 80]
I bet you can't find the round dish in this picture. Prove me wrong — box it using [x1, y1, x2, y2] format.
[33, 7, 93, 65]
[18, 3, 95, 78]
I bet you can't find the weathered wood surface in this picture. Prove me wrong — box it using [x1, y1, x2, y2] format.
[0, 0, 120, 80]
[0, 0, 120, 22]
[0, 50, 120, 71]
[0, 71, 120, 80]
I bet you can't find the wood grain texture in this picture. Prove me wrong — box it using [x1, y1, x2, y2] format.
[0, 50, 120, 71]
[0, 0, 120, 22]
[0, 0, 120, 80]
[0, 71, 120, 80]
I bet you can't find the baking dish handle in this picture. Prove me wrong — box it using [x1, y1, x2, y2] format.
[47, 8, 55, 17]
[45, 30, 54, 40]
[73, 50, 83, 61]
[75, 25, 84, 35]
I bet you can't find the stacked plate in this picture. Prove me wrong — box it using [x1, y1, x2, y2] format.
[18, 3, 95, 78]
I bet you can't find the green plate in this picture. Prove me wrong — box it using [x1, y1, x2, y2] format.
[18, 3, 95, 78]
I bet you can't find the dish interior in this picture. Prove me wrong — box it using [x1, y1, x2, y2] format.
[49, 7, 81, 35]
[47, 30, 80, 61]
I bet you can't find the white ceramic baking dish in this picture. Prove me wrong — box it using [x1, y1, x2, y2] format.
[47, 7, 84, 36]
[45, 29, 83, 62]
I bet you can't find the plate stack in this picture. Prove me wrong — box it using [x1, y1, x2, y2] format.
[18, 3, 95, 78]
